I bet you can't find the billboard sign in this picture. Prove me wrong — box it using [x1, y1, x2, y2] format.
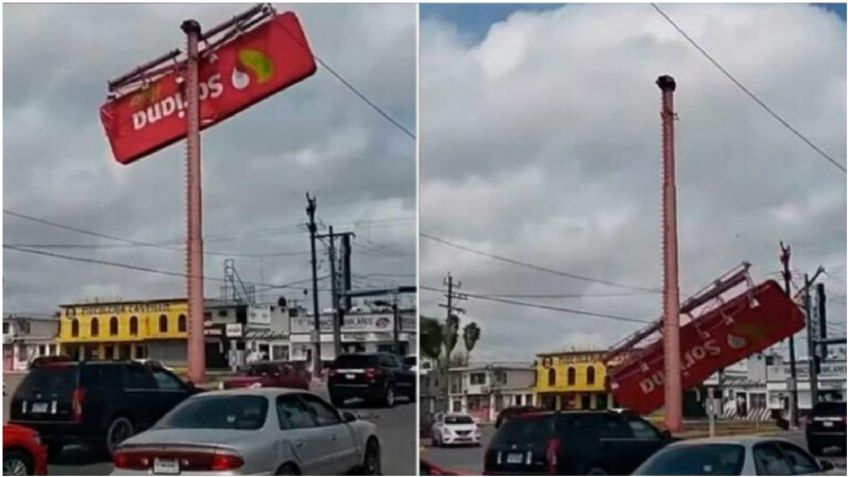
[247, 305, 272, 327]
[100, 12, 316, 164]
[607, 280, 804, 414]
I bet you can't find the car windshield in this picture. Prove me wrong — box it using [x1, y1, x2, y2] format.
[634, 444, 745, 475]
[17, 365, 78, 396]
[334, 355, 378, 368]
[157, 395, 268, 430]
[813, 401, 846, 416]
[445, 415, 473, 424]
[491, 414, 553, 447]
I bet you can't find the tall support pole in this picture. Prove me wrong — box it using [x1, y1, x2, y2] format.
[393, 293, 400, 355]
[306, 193, 322, 377]
[657, 75, 682, 433]
[182, 19, 205, 384]
[342, 234, 353, 311]
[328, 227, 341, 358]
[816, 284, 828, 359]
[805, 274, 818, 408]
[780, 242, 799, 427]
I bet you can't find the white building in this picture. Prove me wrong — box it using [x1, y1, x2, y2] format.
[447, 362, 536, 423]
[3, 315, 61, 371]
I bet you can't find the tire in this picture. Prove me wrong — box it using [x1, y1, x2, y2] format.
[382, 383, 396, 408]
[276, 463, 300, 475]
[2, 450, 33, 476]
[587, 466, 608, 475]
[105, 416, 135, 455]
[360, 438, 381, 475]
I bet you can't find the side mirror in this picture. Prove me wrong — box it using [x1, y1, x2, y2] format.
[342, 411, 357, 423]
[820, 460, 834, 471]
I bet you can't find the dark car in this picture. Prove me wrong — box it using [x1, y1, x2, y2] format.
[495, 405, 545, 428]
[221, 361, 310, 390]
[484, 410, 674, 475]
[9, 358, 199, 456]
[327, 352, 415, 408]
[805, 401, 846, 455]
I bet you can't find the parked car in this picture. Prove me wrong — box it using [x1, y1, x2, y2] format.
[132, 359, 175, 373]
[327, 353, 416, 407]
[9, 358, 199, 456]
[805, 401, 846, 455]
[633, 436, 837, 475]
[432, 413, 482, 447]
[112, 388, 381, 475]
[484, 410, 673, 475]
[3, 424, 48, 475]
[221, 361, 310, 390]
[495, 405, 544, 428]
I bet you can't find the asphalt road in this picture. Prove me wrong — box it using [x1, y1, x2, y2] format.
[4, 373, 417, 476]
[421, 425, 847, 475]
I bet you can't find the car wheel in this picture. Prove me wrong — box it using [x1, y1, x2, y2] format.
[361, 438, 381, 475]
[2, 450, 33, 476]
[276, 463, 300, 475]
[383, 384, 395, 408]
[106, 416, 135, 455]
[587, 466, 608, 475]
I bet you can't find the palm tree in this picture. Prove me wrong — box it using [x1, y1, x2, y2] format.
[463, 322, 481, 361]
[420, 317, 444, 361]
[444, 314, 460, 358]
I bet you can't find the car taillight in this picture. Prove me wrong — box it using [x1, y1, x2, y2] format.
[211, 453, 244, 471]
[113, 450, 244, 471]
[71, 387, 86, 422]
[365, 368, 382, 379]
[113, 451, 149, 470]
[545, 437, 561, 475]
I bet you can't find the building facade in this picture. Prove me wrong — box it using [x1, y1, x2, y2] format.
[535, 350, 621, 411]
[447, 362, 536, 423]
[3, 315, 61, 371]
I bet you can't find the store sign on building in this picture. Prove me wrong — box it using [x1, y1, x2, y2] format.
[64, 301, 175, 317]
[291, 316, 333, 334]
[342, 315, 393, 332]
[225, 323, 243, 338]
[247, 305, 272, 327]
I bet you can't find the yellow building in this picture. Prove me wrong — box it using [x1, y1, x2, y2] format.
[59, 298, 190, 362]
[534, 350, 629, 411]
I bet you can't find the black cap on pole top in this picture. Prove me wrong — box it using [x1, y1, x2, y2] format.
[657, 75, 676, 92]
[181, 19, 202, 34]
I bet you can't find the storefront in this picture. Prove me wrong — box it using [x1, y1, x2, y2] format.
[534, 350, 624, 411]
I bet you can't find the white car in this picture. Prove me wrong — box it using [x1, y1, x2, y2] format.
[633, 436, 839, 475]
[112, 388, 381, 475]
[431, 413, 481, 447]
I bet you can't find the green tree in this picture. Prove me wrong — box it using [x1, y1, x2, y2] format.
[444, 314, 460, 358]
[463, 322, 481, 360]
[420, 317, 444, 361]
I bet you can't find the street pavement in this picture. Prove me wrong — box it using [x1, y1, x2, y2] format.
[4, 373, 417, 476]
[421, 425, 847, 475]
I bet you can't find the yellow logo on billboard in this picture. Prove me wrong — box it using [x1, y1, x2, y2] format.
[130, 84, 162, 109]
[238, 48, 274, 83]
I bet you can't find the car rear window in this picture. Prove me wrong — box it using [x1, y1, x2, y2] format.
[445, 415, 474, 424]
[333, 354, 378, 368]
[17, 365, 78, 396]
[157, 395, 268, 430]
[491, 414, 554, 447]
[634, 444, 745, 475]
[248, 364, 280, 376]
[813, 401, 846, 416]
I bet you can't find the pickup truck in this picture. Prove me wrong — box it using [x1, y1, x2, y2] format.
[221, 361, 311, 390]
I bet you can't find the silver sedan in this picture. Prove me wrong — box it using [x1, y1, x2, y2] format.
[633, 436, 839, 475]
[111, 388, 381, 476]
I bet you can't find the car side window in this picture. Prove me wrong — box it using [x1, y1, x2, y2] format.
[627, 418, 660, 440]
[777, 442, 820, 475]
[753, 443, 793, 475]
[125, 365, 157, 389]
[152, 370, 185, 391]
[299, 394, 342, 426]
[276, 395, 318, 430]
[83, 365, 124, 390]
[598, 414, 630, 439]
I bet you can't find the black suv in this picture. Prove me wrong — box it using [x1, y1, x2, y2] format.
[805, 401, 846, 455]
[495, 405, 545, 428]
[484, 410, 674, 475]
[9, 358, 199, 456]
[327, 352, 415, 407]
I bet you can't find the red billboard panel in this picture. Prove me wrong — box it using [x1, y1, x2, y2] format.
[100, 12, 316, 165]
[607, 280, 804, 415]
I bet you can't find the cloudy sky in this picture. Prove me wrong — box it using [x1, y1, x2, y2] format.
[3, 3, 415, 314]
[420, 3, 846, 363]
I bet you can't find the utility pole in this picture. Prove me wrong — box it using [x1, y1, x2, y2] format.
[817, 283, 828, 360]
[182, 19, 205, 384]
[342, 234, 353, 311]
[805, 273, 818, 408]
[392, 292, 400, 355]
[439, 273, 466, 413]
[327, 226, 341, 358]
[780, 241, 799, 427]
[306, 193, 322, 377]
[658, 75, 682, 433]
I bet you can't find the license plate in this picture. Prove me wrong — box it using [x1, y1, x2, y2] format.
[31, 402, 48, 413]
[153, 457, 179, 475]
[345, 374, 356, 379]
[824, 422, 834, 427]
[507, 453, 524, 464]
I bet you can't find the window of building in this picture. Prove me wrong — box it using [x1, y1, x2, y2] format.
[218, 310, 228, 317]
[2, 322, 9, 335]
[452, 400, 462, 412]
[470, 373, 486, 385]
[526, 394, 533, 405]
[129, 316, 138, 335]
[178, 314, 187, 333]
[567, 367, 576, 385]
[587, 366, 596, 385]
[134, 345, 147, 359]
[38, 345, 46, 356]
[110, 316, 119, 336]
[548, 368, 556, 386]
[515, 394, 523, 406]
[71, 319, 80, 337]
[496, 370, 508, 384]
[90, 317, 99, 337]
[159, 314, 168, 333]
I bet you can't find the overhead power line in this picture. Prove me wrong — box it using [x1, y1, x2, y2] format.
[651, 3, 845, 173]
[421, 285, 649, 325]
[421, 233, 659, 293]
